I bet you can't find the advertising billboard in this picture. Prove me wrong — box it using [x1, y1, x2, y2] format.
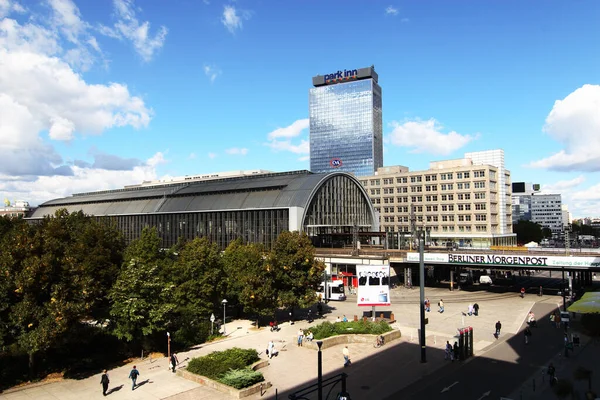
[356, 265, 391, 306]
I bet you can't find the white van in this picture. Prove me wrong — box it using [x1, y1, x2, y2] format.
[479, 275, 493, 285]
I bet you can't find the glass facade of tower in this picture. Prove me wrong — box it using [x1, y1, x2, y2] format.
[309, 79, 383, 177]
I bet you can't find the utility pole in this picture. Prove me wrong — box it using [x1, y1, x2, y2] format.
[418, 227, 427, 363]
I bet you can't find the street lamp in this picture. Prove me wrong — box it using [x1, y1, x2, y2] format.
[316, 341, 323, 400]
[167, 332, 171, 359]
[417, 227, 428, 363]
[222, 299, 228, 335]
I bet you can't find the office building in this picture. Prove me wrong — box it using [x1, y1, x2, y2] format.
[530, 194, 564, 236]
[309, 65, 383, 177]
[511, 182, 541, 223]
[360, 150, 515, 248]
[27, 170, 377, 249]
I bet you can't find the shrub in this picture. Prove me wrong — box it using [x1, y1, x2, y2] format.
[309, 320, 392, 339]
[219, 368, 264, 389]
[187, 348, 259, 380]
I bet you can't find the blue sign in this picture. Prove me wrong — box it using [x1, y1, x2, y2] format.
[324, 69, 358, 82]
[330, 158, 343, 168]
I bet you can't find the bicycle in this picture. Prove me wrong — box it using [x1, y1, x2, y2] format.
[373, 335, 385, 348]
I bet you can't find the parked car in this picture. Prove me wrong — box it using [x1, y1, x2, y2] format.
[479, 275, 493, 285]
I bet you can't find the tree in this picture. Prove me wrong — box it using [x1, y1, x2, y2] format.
[267, 231, 326, 311]
[168, 238, 225, 345]
[3, 210, 124, 376]
[223, 240, 275, 326]
[513, 220, 544, 244]
[542, 227, 553, 239]
[109, 227, 174, 344]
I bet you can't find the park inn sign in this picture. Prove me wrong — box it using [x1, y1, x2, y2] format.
[406, 252, 600, 269]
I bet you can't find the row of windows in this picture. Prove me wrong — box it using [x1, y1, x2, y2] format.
[370, 182, 489, 194]
[373, 193, 489, 204]
[364, 170, 491, 186]
[381, 214, 489, 223]
[381, 225, 491, 232]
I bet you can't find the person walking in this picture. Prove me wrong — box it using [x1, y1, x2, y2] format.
[453, 342, 459, 361]
[343, 346, 351, 367]
[524, 326, 532, 344]
[555, 312, 561, 329]
[297, 328, 304, 347]
[473, 303, 479, 316]
[438, 299, 444, 313]
[170, 352, 179, 373]
[267, 340, 275, 359]
[444, 341, 452, 360]
[129, 365, 140, 391]
[495, 321, 502, 338]
[100, 369, 110, 396]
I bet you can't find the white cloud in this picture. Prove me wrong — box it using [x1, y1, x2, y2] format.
[221, 5, 251, 34]
[265, 119, 310, 156]
[48, 0, 87, 43]
[203, 64, 221, 83]
[540, 176, 585, 194]
[208, 152, 217, 159]
[49, 116, 76, 141]
[387, 119, 477, 155]
[529, 85, 600, 172]
[267, 119, 309, 140]
[0, 0, 25, 18]
[298, 155, 309, 162]
[225, 147, 248, 156]
[100, 0, 168, 62]
[385, 6, 398, 15]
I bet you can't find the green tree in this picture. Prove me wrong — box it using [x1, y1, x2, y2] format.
[4, 210, 124, 376]
[542, 227, 553, 239]
[268, 231, 325, 311]
[109, 227, 174, 344]
[513, 220, 543, 244]
[169, 238, 225, 345]
[223, 240, 275, 325]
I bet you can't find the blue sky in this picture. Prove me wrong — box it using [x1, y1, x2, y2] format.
[1, 0, 600, 218]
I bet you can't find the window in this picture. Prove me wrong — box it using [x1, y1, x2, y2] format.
[464, 193, 471, 200]
[448, 194, 454, 201]
[464, 183, 470, 189]
[370, 189, 376, 195]
[441, 205, 448, 211]
[383, 178, 393, 185]
[371, 179, 380, 185]
[457, 194, 464, 200]
[458, 215, 464, 221]
[474, 182, 486, 189]
[475, 203, 486, 210]
[465, 215, 471, 221]
[448, 205, 454, 211]
[476, 225, 487, 232]
[432, 205, 438, 212]
[432, 195, 438, 201]
[457, 183, 463, 190]
[442, 215, 448, 222]
[476, 214, 487, 221]
[441, 195, 448, 201]
[474, 170, 485, 178]
[456, 172, 463, 179]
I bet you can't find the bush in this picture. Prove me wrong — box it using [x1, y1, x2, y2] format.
[219, 368, 264, 389]
[187, 348, 259, 381]
[309, 320, 392, 340]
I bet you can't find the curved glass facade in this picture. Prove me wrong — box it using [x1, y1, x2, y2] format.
[303, 174, 375, 245]
[309, 79, 383, 177]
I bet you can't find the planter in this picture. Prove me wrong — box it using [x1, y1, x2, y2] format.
[178, 360, 271, 399]
[303, 329, 402, 350]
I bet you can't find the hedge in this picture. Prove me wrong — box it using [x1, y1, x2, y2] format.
[186, 348, 263, 389]
[308, 320, 392, 340]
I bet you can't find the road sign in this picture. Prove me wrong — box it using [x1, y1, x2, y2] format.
[210, 313, 215, 322]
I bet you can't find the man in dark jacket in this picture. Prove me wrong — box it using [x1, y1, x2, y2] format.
[495, 321, 502, 338]
[170, 353, 179, 373]
[129, 366, 140, 390]
[100, 369, 109, 396]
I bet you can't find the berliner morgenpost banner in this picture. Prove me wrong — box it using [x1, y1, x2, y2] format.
[357, 265, 391, 306]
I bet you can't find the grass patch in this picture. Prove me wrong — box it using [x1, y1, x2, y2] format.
[186, 348, 263, 389]
[308, 320, 392, 340]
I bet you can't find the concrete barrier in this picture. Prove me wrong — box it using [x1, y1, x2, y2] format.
[178, 359, 271, 399]
[303, 329, 402, 350]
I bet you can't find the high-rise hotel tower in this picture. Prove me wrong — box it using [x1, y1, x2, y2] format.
[309, 65, 383, 177]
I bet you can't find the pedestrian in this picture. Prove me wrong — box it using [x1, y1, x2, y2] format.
[317, 302, 323, 318]
[170, 352, 179, 373]
[444, 341, 452, 360]
[473, 303, 479, 316]
[547, 363, 556, 385]
[342, 315, 348, 322]
[467, 304, 474, 316]
[495, 321, 502, 338]
[342, 346, 351, 367]
[129, 365, 140, 391]
[267, 340, 275, 359]
[520, 287, 525, 298]
[297, 328, 304, 347]
[438, 299, 444, 313]
[538, 286, 543, 296]
[555, 312, 561, 328]
[424, 298, 430, 312]
[453, 342, 459, 361]
[308, 309, 313, 323]
[100, 369, 110, 396]
[524, 326, 532, 344]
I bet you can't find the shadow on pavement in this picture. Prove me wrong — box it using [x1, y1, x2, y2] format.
[106, 384, 123, 395]
[268, 303, 583, 400]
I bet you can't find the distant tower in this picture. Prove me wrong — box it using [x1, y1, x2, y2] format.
[309, 65, 383, 177]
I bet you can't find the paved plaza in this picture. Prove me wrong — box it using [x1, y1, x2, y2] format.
[1, 286, 597, 400]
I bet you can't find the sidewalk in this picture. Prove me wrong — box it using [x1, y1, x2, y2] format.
[0, 289, 564, 400]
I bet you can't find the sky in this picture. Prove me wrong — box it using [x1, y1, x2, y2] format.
[1, 0, 600, 218]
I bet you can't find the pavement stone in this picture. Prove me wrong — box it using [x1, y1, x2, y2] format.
[0, 287, 589, 400]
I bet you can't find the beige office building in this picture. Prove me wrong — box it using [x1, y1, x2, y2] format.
[360, 150, 516, 248]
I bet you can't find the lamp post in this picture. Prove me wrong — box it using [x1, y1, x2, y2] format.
[317, 341, 323, 400]
[167, 332, 171, 359]
[418, 227, 427, 363]
[222, 299, 228, 335]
